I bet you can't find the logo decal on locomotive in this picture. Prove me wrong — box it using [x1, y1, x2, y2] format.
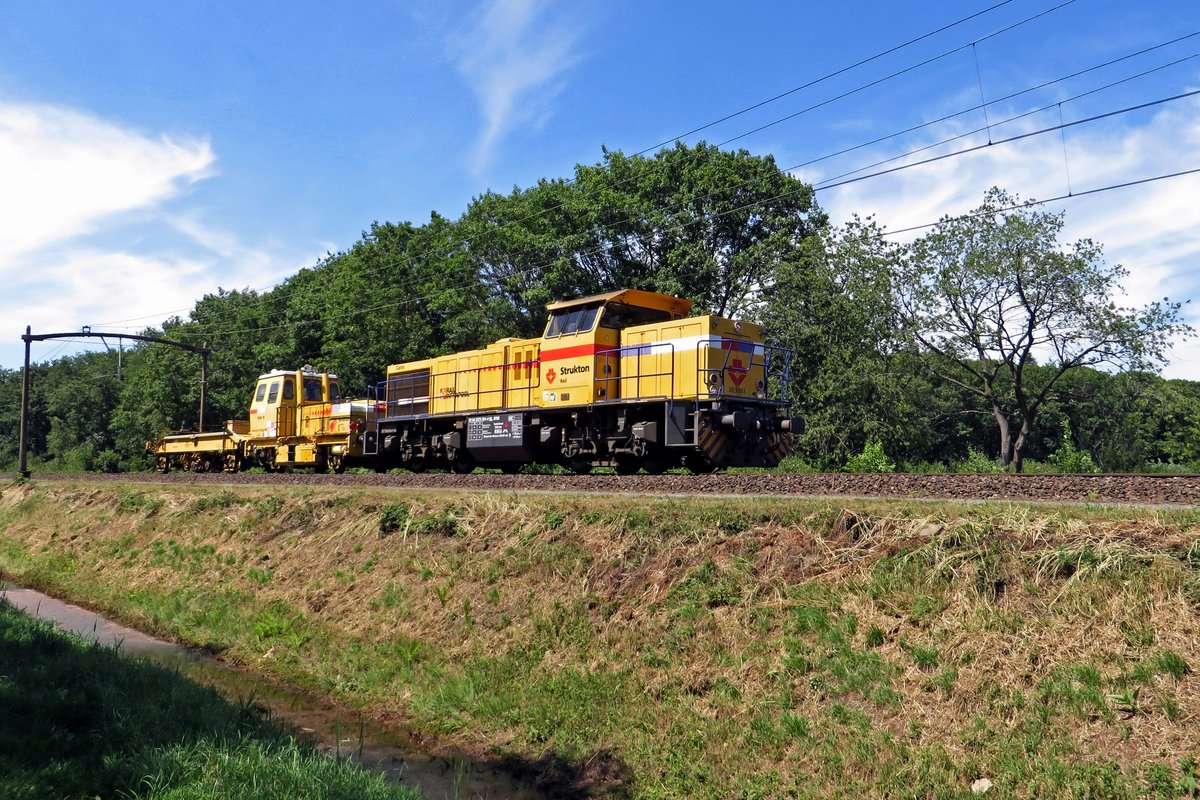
[729, 357, 748, 386]
[546, 364, 590, 385]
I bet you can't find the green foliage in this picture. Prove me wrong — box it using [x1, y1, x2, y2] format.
[413, 508, 461, 537]
[843, 440, 896, 473]
[955, 447, 1005, 474]
[1048, 422, 1099, 473]
[377, 502, 411, 537]
[897, 187, 1192, 472]
[463, 142, 825, 334]
[116, 490, 164, 516]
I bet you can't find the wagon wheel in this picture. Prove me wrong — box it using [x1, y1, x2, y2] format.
[498, 462, 522, 475]
[450, 452, 476, 474]
[329, 453, 346, 474]
[156, 455, 171, 474]
[223, 453, 240, 473]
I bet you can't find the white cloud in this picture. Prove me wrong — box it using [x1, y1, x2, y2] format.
[451, 0, 585, 175]
[809, 95, 1200, 379]
[0, 102, 215, 263]
[11, 249, 212, 337]
[1, 100, 307, 368]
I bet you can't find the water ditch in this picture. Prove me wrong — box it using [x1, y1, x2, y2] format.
[1, 583, 548, 800]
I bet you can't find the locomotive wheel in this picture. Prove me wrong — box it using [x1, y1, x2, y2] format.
[451, 453, 476, 474]
[498, 462, 522, 475]
[330, 454, 346, 474]
[643, 457, 671, 476]
[406, 457, 427, 473]
[614, 456, 640, 475]
[567, 457, 593, 475]
[684, 453, 717, 474]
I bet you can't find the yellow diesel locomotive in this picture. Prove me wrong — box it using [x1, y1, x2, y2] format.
[374, 288, 798, 474]
[149, 289, 798, 474]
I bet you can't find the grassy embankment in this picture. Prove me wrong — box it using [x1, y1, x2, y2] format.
[0, 595, 421, 800]
[1, 479, 1199, 799]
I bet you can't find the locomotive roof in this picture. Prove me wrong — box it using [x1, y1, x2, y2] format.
[545, 289, 692, 316]
[256, 368, 338, 381]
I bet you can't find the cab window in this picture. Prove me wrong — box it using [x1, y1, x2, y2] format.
[266, 381, 280, 404]
[600, 302, 671, 330]
[545, 303, 601, 337]
[283, 381, 295, 401]
[328, 382, 340, 401]
[254, 383, 267, 402]
[303, 378, 323, 402]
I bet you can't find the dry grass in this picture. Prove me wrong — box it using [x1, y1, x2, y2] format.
[2, 480, 1199, 798]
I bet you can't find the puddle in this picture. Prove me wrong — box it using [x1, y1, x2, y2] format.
[1, 584, 546, 800]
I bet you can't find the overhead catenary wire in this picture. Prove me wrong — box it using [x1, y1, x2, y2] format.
[632, 0, 1026, 155]
[93, 0, 1064, 332]
[173, 70, 1200, 342]
[809, 56, 1200, 186]
[879, 167, 1200, 239]
[165, 60, 1200, 345]
[788, 38, 1200, 172]
[163, 87, 1200, 341]
[85, 9, 1194, 349]
[817, 88, 1200, 192]
[710, 0, 1090, 151]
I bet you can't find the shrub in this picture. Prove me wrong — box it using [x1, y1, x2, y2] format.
[377, 503, 410, 537]
[843, 440, 895, 474]
[1048, 424, 1099, 474]
[93, 449, 123, 473]
[954, 447, 1005, 474]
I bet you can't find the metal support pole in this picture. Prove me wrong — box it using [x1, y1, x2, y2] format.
[199, 346, 208, 432]
[18, 326, 31, 478]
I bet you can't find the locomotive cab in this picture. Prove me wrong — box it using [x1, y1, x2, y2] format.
[249, 368, 340, 439]
[245, 367, 370, 472]
[540, 290, 690, 405]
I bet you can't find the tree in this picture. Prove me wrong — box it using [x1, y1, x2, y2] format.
[461, 142, 826, 334]
[765, 218, 906, 465]
[898, 187, 1192, 472]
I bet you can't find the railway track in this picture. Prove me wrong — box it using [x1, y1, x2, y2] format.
[13, 470, 1200, 506]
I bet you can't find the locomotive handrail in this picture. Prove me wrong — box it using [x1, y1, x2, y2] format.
[696, 339, 792, 405]
[377, 357, 544, 420]
[594, 342, 676, 403]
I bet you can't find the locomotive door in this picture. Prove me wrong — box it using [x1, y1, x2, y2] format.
[276, 375, 297, 438]
[593, 323, 620, 402]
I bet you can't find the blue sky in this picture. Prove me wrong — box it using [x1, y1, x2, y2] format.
[3, 0, 1199, 376]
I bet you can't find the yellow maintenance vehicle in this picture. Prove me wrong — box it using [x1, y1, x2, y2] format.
[148, 367, 376, 473]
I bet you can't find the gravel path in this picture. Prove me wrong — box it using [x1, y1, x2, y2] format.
[14, 470, 1200, 506]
